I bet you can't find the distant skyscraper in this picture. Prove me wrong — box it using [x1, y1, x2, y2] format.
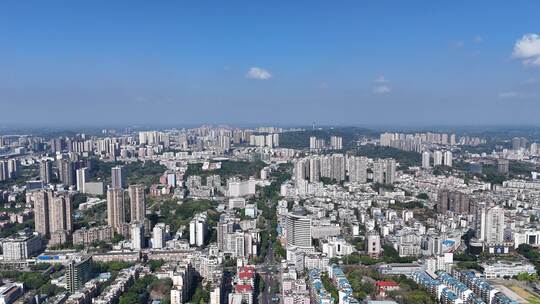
[422, 151, 431, 169]
[0, 160, 8, 181]
[348, 156, 367, 183]
[330, 136, 343, 150]
[305, 158, 318, 183]
[437, 190, 471, 214]
[33, 190, 72, 242]
[7, 159, 18, 179]
[129, 184, 145, 223]
[131, 223, 144, 250]
[76, 167, 88, 193]
[433, 150, 443, 166]
[531, 142, 538, 155]
[189, 213, 208, 247]
[373, 158, 396, 185]
[443, 151, 452, 167]
[480, 206, 505, 244]
[49, 191, 73, 235]
[285, 210, 312, 248]
[58, 158, 75, 186]
[40, 160, 52, 184]
[294, 159, 309, 187]
[152, 223, 166, 249]
[111, 165, 125, 189]
[33, 190, 51, 237]
[497, 159, 509, 174]
[107, 187, 125, 232]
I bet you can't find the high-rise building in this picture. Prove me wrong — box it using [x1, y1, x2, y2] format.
[218, 135, 231, 150]
[348, 156, 368, 183]
[66, 256, 91, 293]
[129, 184, 146, 223]
[111, 166, 126, 189]
[33, 190, 72, 244]
[308, 157, 321, 183]
[497, 159, 509, 174]
[217, 214, 235, 251]
[422, 151, 430, 169]
[433, 151, 443, 166]
[285, 209, 312, 248]
[107, 187, 125, 232]
[58, 159, 75, 186]
[39, 160, 52, 184]
[531, 142, 539, 155]
[76, 167, 88, 193]
[479, 206, 505, 244]
[365, 230, 381, 258]
[152, 223, 166, 249]
[309, 136, 325, 151]
[131, 223, 144, 250]
[437, 190, 471, 214]
[443, 151, 453, 167]
[49, 191, 73, 235]
[0, 160, 8, 181]
[7, 159, 18, 179]
[373, 158, 396, 185]
[33, 190, 51, 237]
[330, 136, 343, 150]
[512, 137, 526, 151]
[189, 213, 208, 247]
[294, 159, 309, 186]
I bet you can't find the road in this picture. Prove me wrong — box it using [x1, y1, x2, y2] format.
[260, 239, 276, 304]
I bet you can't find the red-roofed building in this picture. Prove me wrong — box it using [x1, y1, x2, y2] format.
[376, 280, 400, 296]
[237, 266, 255, 286]
[234, 284, 253, 304]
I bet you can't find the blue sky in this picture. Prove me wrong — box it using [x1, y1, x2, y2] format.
[1, 1, 539, 126]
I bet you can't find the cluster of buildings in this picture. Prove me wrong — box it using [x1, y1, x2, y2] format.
[4, 126, 540, 304]
[309, 136, 343, 151]
[380, 132, 486, 153]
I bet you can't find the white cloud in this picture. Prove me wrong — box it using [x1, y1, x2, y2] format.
[373, 76, 391, 94]
[451, 40, 465, 49]
[246, 67, 272, 80]
[498, 91, 536, 99]
[473, 35, 483, 44]
[512, 33, 540, 67]
[375, 76, 388, 83]
[373, 85, 391, 95]
[498, 91, 519, 99]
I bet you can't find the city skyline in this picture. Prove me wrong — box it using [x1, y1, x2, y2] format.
[1, 1, 540, 125]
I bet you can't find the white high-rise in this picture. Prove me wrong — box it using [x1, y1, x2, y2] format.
[308, 158, 320, 183]
[480, 206, 505, 244]
[421, 151, 430, 169]
[443, 151, 453, 167]
[152, 223, 166, 249]
[76, 168, 88, 193]
[131, 223, 144, 250]
[285, 210, 312, 248]
[433, 150, 443, 166]
[189, 213, 207, 247]
[330, 136, 343, 150]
